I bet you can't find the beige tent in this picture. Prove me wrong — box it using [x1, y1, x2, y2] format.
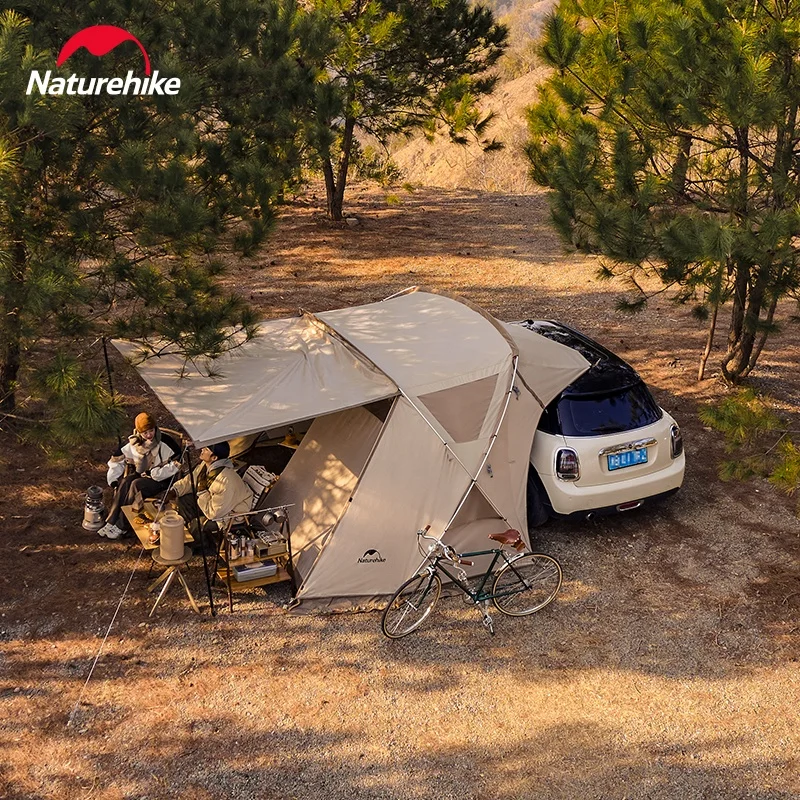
[115, 289, 588, 609]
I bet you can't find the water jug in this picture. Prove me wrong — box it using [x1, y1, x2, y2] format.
[159, 510, 185, 561]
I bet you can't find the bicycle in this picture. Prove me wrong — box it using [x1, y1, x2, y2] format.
[381, 525, 562, 638]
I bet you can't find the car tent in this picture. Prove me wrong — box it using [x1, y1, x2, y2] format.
[114, 289, 589, 610]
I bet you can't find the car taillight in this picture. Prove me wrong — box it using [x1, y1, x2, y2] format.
[556, 448, 580, 481]
[670, 424, 683, 458]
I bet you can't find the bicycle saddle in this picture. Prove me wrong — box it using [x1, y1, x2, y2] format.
[488, 529, 525, 549]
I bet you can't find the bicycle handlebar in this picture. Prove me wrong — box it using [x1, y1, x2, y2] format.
[417, 526, 473, 566]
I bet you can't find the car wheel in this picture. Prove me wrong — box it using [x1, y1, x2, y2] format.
[526, 468, 549, 529]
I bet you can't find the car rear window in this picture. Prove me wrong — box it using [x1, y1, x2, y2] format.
[539, 381, 663, 437]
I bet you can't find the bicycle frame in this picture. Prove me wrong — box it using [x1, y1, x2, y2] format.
[428, 547, 526, 604]
[383, 529, 562, 638]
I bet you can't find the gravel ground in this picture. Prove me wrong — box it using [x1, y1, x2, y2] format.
[1, 183, 799, 800]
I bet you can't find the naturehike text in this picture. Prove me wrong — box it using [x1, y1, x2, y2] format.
[27, 70, 180, 96]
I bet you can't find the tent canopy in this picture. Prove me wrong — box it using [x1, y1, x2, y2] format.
[114, 291, 587, 447]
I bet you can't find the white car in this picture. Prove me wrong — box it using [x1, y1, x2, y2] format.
[513, 320, 685, 526]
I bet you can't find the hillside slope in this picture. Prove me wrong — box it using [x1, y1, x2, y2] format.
[390, 66, 550, 193]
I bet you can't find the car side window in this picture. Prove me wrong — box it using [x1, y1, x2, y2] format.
[537, 399, 561, 435]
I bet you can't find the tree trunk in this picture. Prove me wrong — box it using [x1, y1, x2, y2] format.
[0, 238, 26, 413]
[322, 117, 356, 222]
[720, 257, 749, 382]
[333, 116, 356, 220]
[697, 293, 719, 381]
[321, 157, 340, 221]
[0, 337, 21, 413]
[721, 127, 754, 383]
[670, 133, 692, 199]
[721, 262, 769, 382]
[741, 290, 780, 379]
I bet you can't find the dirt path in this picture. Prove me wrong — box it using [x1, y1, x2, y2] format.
[1, 183, 799, 800]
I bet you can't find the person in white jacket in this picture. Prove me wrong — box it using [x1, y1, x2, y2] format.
[98, 412, 182, 539]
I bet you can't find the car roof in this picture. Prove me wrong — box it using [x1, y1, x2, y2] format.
[512, 320, 641, 396]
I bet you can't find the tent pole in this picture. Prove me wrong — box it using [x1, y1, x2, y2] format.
[184, 447, 216, 617]
[440, 357, 519, 534]
[380, 285, 420, 302]
[282, 514, 297, 595]
[101, 336, 123, 449]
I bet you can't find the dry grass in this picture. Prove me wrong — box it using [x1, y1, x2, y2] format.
[1, 182, 799, 800]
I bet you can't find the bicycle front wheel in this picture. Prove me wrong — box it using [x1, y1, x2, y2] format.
[492, 553, 562, 616]
[381, 572, 442, 638]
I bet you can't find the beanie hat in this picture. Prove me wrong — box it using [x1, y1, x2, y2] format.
[134, 412, 157, 433]
[208, 441, 230, 459]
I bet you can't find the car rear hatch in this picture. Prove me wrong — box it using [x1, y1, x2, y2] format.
[571, 415, 676, 488]
[551, 374, 673, 486]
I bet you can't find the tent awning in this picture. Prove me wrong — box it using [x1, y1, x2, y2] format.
[502, 322, 590, 408]
[112, 315, 398, 446]
[113, 292, 590, 449]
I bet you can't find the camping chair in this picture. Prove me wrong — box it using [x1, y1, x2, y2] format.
[241, 464, 280, 514]
[159, 427, 185, 457]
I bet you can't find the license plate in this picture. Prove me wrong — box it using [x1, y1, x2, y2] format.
[607, 448, 648, 471]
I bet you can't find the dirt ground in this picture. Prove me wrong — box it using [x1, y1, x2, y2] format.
[2, 182, 800, 800]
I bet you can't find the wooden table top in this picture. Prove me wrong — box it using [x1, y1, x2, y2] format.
[121, 501, 193, 550]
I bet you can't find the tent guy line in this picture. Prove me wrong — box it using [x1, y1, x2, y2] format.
[66, 545, 146, 729]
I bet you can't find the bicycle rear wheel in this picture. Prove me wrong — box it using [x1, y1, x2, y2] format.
[381, 572, 442, 638]
[492, 553, 562, 616]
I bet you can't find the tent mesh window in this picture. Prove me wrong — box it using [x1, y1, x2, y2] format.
[418, 375, 498, 443]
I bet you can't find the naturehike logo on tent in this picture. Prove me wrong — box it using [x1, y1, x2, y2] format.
[26, 25, 180, 96]
[358, 549, 386, 564]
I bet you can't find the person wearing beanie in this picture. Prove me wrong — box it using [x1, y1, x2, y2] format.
[207, 441, 230, 460]
[134, 412, 156, 434]
[97, 412, 182, 540]
[168, 440, 253, 552]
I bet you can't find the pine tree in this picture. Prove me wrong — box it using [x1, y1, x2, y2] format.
[526, 0, 800, 382]
[0, 2, 313, 440]
[700, 389, 800, 511]
[304, 0, 508, 220]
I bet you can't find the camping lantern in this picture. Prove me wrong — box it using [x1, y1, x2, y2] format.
[82, 485, 106, 531]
